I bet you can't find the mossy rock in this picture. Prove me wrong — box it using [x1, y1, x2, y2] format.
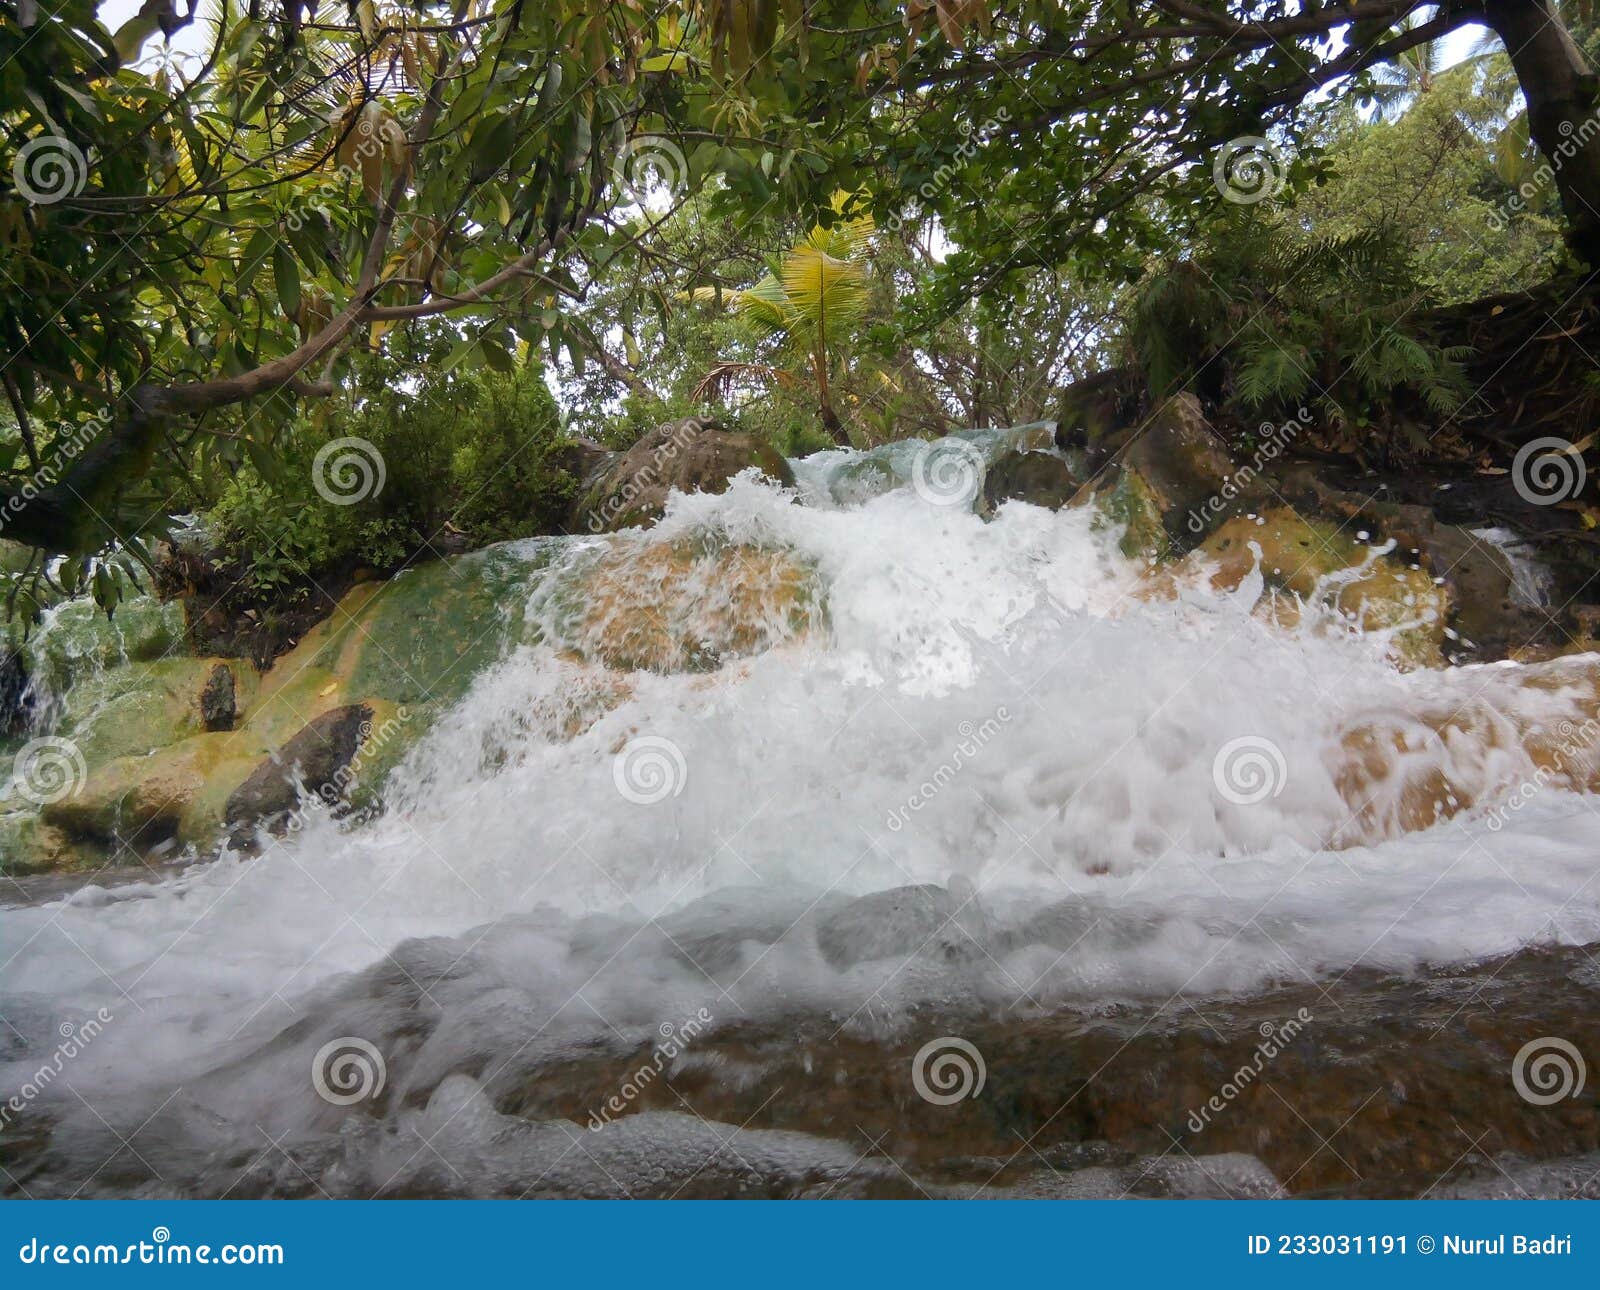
[1191, 508, 1450, 666]
[40, 732, 234, 851]
[0, 812, 100, 875]
[536, 536, 824, 673]
[257, 546, 545, 721]
[981, 450, 1081, 513]
[37, 693, 414, 857]
[1079, 465, 1172, 562]
[55, 658, 259, 767]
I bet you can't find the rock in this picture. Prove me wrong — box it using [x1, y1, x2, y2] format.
[50, 657, 256, 768]
[1069, 396, 1248, 560]
[551, 435, 613, 491]
[980, 450, 1080, 512]
[1118, 394, 1254, 542]
[1079, 463, 1171, 561]
[1254, 479, 1549, 660]
[1188, 507, 1451, 666]
[0, 813, 92, 875]
[200, 663, 236, 732]
[1054, 368, 1139, 459]
[224, 703, 374, 837]
[41, 735, 224, 851]
[259, 543, 537, 718]
[569, 417, 795, 533]
[1366, 508, 1546, 658]
[544, 537, 822, 673]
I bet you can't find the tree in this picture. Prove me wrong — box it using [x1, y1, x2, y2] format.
[1368, 11, 1453, 119]
[689, 215, 875, 443]
[1288, 74, 1564, 305]
[835, 1, 1600, 301]
[0, 0, 842, 579]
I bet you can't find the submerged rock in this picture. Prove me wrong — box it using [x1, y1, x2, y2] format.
[814, 882, 987, 969]
[570, 417, 794, 534]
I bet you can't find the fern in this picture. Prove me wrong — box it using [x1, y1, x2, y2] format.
[1126, 210, 1472, 435]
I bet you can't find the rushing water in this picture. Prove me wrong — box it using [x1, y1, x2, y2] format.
[4, 433, 1600, 1196]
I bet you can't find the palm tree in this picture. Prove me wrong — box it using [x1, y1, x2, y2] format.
[1369, 11, 1452, 120]
[689, 215, 875, 445]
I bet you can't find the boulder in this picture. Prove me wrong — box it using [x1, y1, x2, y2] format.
[980, 450, 1081, 512]
[1260, 477, 1551, 660]
[1069, 395, 1250, 560]
[0, 813, 92, 875]
[1366, 508, 1547, 659]
[569, 417, 795, 533]
[1118, 394, 1254, 542]
[1188, 507, 1451, 667]
[41, 734, 229, 850]
[1054, 368, 1140, 459]
[1078, 463, 1172, 561]
[545, 537, 822, 674]
[224, 703, 374, 837]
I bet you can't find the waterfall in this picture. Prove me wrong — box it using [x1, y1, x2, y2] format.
[4, 431, 1599, 1197]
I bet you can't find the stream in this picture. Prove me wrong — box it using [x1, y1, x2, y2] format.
[3, 432, 1599, 1197]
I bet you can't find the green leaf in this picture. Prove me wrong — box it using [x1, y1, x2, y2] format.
[273, 244, 302, 322]
[480, 338, 516, 373]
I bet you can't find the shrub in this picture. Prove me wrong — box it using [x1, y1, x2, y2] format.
[204, 364, 579, 605]
[1127, 213, 1471, 439]
[449, 365, 577, 543]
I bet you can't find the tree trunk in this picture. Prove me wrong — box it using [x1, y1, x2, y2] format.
[818, 399, 850, 446]
[1482, 0, 1600, 266]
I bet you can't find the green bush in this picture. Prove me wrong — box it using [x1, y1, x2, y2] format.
[205, 365, 579, 604]
[1127, 213, 1470, 436]
[449, 365, 577, 543]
